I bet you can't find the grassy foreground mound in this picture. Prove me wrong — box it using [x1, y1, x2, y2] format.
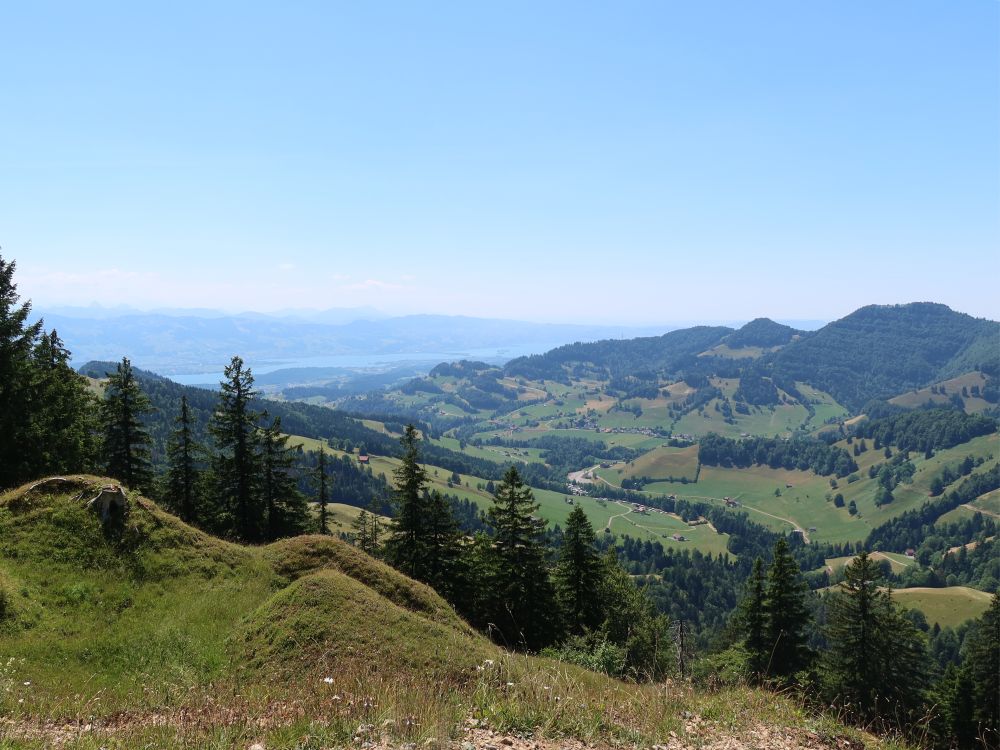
[0, 477, 911, 749]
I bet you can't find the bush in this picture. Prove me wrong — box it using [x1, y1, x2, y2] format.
[543, 634, 628, 678]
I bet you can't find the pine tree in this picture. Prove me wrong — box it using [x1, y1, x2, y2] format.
[384, 425, 431, 579]
[0, 255, 45, 488]
[101, 357, 154, 492]
[484, 466, 558, 651]
[315, 446, 330, 534]
[821, 551, 928, 722]
[209, 355, 262, 541]
[260, 414, 310, 540]
[351, 506, 371, 550]
[554, 505, 603, 635]
[737, 557, 768, 680]
[763, 536, 812, 680]
[164, 395, 200, 523]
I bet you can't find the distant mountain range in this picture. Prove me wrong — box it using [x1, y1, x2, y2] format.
[36, 305, 821, 378]
[503, 303, 999, 411]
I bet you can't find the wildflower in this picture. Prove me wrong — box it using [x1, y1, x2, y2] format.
[322, 677, 334, 684]
[22, 681, 30, 686]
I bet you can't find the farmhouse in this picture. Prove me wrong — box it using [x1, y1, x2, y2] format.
[905, 548, 916, 558]
[358, 454, 370, 464]
[671, 533, 686, 542]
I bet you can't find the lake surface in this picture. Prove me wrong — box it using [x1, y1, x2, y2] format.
[162, 344, 556, 386]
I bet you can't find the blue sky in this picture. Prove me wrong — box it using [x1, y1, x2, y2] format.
[2, 1, 997, 324]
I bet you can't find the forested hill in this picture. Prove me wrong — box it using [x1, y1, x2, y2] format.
[722, 317, 801, 348]
[502, 303, 998, 409]
[769, 303, 1000, 411]
[504, 325, 734, 381]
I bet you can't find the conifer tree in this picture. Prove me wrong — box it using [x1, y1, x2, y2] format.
[737, 557, 768, 680]
[554, 505, 603, 634]
[27, 330, 100, 478]
[821, 551, 927, 722]
[352, 506, 371, 551]
[384, 425, 431, 578]
[351, 497, 384, 554]
[209, 355, 262, 541]
[315, 446, 330, 534]
[0, 255, 45, 488]
[101, 357, 154, 492]
[763, 537, 812, 680]
[484, 466, 558, 650]
[964, 592, 999, 744]
[260, 414, 309, 539]
[598, 549, 671, 679]
[164, 395, 200, 523]
[424, 489, 465, 599]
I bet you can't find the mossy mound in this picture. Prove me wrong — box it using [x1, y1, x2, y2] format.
[264, 535, 468, 630]
[0, 474, 256, 580]
[236, 568, 494, 682]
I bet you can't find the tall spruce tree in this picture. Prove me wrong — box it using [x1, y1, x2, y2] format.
[314, 446, 330, 535]
[821, 551, 927, 722]
[27, 330, 100, 478]
[209, 355, 262, 541]
[164, 395, 200, 523]
[384, 425, 431, 579]
[554, 505, 603, 635]
[0, 255, 45, 488]
[737, 556, 768, 681]
[101, 357, 154, 492]
[260, 414, 310, 540]
[484, 466, 558, 651]
[424, 489, 465, 600]
[763, 536, 812, 680]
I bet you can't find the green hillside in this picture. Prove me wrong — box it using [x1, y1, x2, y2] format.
[0, 476, 904, 750]
[892, 586, 994, 628]
[769, 303, 999, 411]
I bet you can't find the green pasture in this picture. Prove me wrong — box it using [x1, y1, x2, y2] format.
[891, 586, 993, 628]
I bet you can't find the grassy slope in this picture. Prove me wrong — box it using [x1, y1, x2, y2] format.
[663, 435, 998, 544]
[0, 477, 909, 750]
[891, 586, 993, 628]
[889, 371, 992, 414]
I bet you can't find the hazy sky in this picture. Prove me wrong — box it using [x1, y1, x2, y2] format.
[2, 1, 997, 325]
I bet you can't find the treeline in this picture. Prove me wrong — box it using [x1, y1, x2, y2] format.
[697, 433, 857, 477]
[852, 407, 997, 454]
[503, 326, 733, 382]
[83, 360, 519, 487]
